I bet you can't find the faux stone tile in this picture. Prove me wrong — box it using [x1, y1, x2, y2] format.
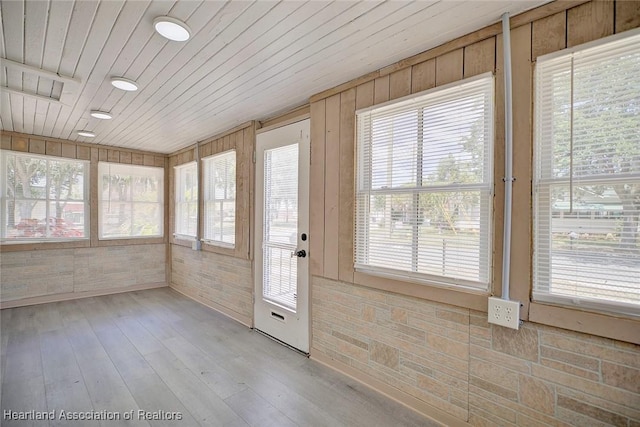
[519, 374, 555, 415]
[370, 340, 399, 370]
[492, 325, 539, 362]
[557, 395, 627, 426]
[602, 361, 640, 393]
[332, 330, 369, 350]
[390, 307, 408, 324]
[470, 376, 518, 401]
[541, 346, 599, 371]
[436, 308, 469, 325]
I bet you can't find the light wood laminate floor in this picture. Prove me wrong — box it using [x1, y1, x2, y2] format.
[1, 288, 438, 426]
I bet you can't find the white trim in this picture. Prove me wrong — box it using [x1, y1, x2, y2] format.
[355, 71, 493, 115]
[354, 264, 490, 293]
[354, 74, 494, 290]
[98, 162, 165, 240]
[201, 150, 236, 246]
[1, 150, 90, 241]
[536, 27, 640, 62]
[533, 29, 640, 314]
[532, 292, 639, 318]
[256, 114, 310, 134]
[200, 148, 236, 161]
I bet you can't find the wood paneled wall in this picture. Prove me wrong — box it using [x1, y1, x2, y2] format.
[168, 122, 255, 260]
[309, 27, 499, 311]
[308, 0, 640, 326]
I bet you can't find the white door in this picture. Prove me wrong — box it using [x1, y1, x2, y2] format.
[254, 119, 310, 353]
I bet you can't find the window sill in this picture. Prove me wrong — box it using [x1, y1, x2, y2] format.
[96, 237, 165, 246]
[528, 301, 639, 345]
[171, 236, 195, 248]
[201, 239, 234, 249]
[201, 241, 237, 258]
[173, 234, 196, 241]
[0, 239, 90, 252]
[352, 270, 490, 312]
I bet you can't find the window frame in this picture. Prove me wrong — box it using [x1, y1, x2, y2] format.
[173, 161, 198, 241]
[202, 149, 236, 248]
[98, 161, 165, 240]
[532, 29, 640, 319]
[0, 150, 90, 244]
[354, 73, 495, 292]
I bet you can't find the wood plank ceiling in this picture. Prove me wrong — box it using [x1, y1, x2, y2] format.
[1, 0, 548, 154]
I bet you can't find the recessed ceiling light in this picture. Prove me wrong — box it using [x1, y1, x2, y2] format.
[90, 110, 112, 120]
[77, 130, 96, 138]
[110, 77, 138, 91]
[154, 16, 191, 42]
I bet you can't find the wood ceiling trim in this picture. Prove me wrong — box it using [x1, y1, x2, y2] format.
[0, 130, 168, 158]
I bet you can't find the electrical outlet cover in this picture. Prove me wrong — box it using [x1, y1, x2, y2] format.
[488, 297, 520, 330]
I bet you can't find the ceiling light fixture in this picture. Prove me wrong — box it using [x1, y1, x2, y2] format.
[90, 110, 112, 120]
[110, 77, 138, 91]
[153, 16, 191, 41]
[77, 130, 96, 138]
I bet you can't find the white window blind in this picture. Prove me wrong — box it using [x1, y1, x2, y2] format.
[262, 143, 299, 310]
[534, 30, 640, 316]
[355, 74, 494, 290]
[0, 150, 88, 241]
[98, 162, 164, 239]
[174, 162, 198, 239]
[203, 150, 236, 246]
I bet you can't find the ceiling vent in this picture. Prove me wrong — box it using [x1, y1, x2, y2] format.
[1, 58, 80, 105]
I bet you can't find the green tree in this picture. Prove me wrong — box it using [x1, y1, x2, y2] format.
[6, 156, 45, 225]
[421, 154, 480, 232]
[49, 161, 84, 219]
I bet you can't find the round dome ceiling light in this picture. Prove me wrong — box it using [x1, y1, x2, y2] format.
[110, 77, 138, 91]
[154, 16, 191, 42]
[77, 130, 96, 138]
[90, 110, 113, 120]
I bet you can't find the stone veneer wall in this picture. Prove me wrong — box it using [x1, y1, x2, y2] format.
[170, 245, 252, 324]
[312, 277, 640, 426]
[0, 244, 166, 303]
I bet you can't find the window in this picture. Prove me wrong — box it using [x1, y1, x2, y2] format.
[534, 31, 640, 316]
[202, 150, 236, 246]
[99, 162, 164, 239]
[355, 74, 494, 290]
[174, 162, 198, 239]
[0, 151, 88, 241]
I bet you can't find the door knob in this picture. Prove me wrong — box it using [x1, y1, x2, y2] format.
[291, 249, 306, 258]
